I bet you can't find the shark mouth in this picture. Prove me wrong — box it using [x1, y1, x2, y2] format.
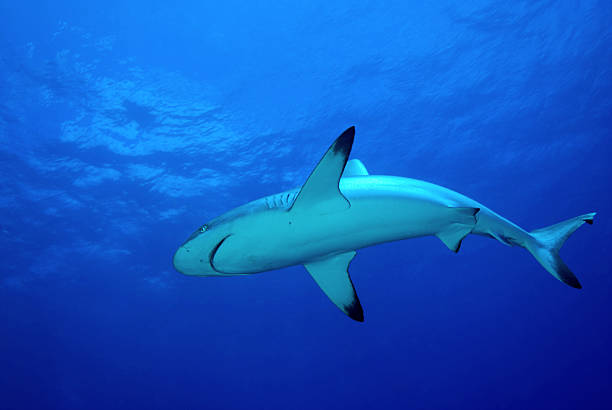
[209, 234, 232, 273]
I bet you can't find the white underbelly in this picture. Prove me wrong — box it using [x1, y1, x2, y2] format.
[212, 196, 456, 273]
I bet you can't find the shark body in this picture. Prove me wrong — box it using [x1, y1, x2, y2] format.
[173, 127, 595, 321]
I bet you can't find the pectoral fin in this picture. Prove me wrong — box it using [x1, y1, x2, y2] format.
[304, 251, 364, 322]
[290, 127, 354, 215]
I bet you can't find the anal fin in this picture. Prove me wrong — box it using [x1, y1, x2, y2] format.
[436, 207, 480, 252]
[304, 251, 364, 322]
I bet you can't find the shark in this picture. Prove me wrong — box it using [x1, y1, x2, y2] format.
[173, 127, 595, 321]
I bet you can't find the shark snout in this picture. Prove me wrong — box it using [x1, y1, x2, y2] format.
[172, 245, 191, 275]
[174, 237, 227, 277]
[173, 244, 208, 276]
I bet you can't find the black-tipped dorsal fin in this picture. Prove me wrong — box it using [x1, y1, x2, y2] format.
[304, 251, 364, 322]
[342, 159, 369, 177]
[290, 127, 355, 215]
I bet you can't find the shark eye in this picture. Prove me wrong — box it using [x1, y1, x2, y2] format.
[199, 224, 208, 233]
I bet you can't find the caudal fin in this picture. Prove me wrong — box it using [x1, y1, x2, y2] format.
[525, 212, 596, 289]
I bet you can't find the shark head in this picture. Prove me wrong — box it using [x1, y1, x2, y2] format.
[173, 126, 357, 279]
[173, 198, 269, 277]
[173, 222, 234, 277]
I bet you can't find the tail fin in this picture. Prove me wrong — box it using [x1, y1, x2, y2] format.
[524, 212, 596, 289]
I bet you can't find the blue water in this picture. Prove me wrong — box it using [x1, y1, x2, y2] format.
[1, 1, 611, 409]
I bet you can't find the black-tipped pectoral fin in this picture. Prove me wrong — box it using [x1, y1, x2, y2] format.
[290, 127, 355, 215]
[304, 251, 364, 322]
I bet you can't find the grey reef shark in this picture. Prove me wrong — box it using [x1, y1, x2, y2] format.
[173, 127, 595, 322]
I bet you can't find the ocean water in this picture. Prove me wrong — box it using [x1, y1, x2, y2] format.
[1, 1, 611, 409]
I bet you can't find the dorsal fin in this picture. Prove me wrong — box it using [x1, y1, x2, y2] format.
[290, 127, 354, 214]
[342, 159, 369, 177]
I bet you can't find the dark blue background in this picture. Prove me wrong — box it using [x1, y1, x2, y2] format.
[1, 1, 610, 409]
